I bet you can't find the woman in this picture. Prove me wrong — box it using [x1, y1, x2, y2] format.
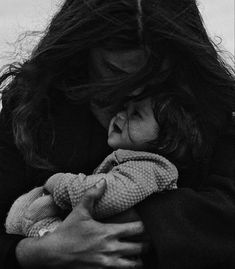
[0, 0, 234, 268]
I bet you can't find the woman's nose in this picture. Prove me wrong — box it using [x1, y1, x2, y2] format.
[128, 87, 144, 97]
[124, 100, 135, 115]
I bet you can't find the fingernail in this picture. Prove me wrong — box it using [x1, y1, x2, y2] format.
[96, 178, 105, 188]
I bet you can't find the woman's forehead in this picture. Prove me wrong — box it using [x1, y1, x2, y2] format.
[90, 47, 149, 73]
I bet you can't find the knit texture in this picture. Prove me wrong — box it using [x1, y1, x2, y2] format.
[5, 187, 60, 236]
[6, 149, 178, 237]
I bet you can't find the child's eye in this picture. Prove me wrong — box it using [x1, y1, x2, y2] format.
[132, 110, 141, 118]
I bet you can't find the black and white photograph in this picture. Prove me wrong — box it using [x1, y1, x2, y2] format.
[0, 0, 234, 268]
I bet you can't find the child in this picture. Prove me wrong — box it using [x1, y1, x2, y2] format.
[5, 93, 204, 238]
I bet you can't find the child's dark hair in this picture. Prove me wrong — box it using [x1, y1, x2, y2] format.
[145, 91, 211, 170]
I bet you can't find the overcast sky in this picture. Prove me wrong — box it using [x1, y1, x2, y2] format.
[0, 0, 234, 67]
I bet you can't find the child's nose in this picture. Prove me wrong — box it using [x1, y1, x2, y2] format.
[116, 111, 127, 120]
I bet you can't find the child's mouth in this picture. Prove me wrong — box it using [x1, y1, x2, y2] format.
[113, 122, 122, 133]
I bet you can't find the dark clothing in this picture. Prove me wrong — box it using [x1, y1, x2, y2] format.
[137, 123, 235, 269]
[0, 94, 234, 269]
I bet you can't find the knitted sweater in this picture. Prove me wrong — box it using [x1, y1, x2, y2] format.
[1, 93, 234, 269]
[5, 149, 178, 237]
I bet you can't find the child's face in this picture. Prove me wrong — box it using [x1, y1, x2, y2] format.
[108, 98, 159, 151]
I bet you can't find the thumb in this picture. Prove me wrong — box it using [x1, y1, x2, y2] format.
[75, 178, 106, 218]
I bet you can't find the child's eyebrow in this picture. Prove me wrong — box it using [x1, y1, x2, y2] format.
[104, 59, 129, 74]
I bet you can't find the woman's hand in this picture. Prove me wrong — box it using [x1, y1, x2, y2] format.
[16, 179, 145, 268]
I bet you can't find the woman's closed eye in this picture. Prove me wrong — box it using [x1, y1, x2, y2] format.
[105, 60, 128, 75]
[131, 109, 142, 118]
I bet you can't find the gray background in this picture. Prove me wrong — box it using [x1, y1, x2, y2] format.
[0, 0, 234, 67]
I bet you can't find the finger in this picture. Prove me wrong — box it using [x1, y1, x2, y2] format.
[74, 179, 106, 217]
[116, 242, 147, 256]
[113, 257, 143, 268]
[109, 221, 144, 238]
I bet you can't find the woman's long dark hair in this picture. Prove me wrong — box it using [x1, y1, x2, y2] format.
[0, 0, 234, 169]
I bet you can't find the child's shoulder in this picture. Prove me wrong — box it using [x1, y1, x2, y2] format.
[113, 149, 167, 163]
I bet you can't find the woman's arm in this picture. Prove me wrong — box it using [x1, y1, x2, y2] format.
[0, 106, 146, 269]
[135, 124, 235, 268]
[16, 181, 145, 269]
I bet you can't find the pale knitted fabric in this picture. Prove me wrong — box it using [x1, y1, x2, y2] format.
[5, 187, 61, 236]
[6, 149, 178, 237]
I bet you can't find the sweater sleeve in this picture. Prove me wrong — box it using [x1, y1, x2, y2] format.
[0, 105, 29, 269]
[45, 152, 178, 219]
[135, 125, 235, 269]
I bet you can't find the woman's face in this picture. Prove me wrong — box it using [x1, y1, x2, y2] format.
[107, 98, 159, 151]
[89, 48, 148, 79]
[89, 47, 148, 105]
